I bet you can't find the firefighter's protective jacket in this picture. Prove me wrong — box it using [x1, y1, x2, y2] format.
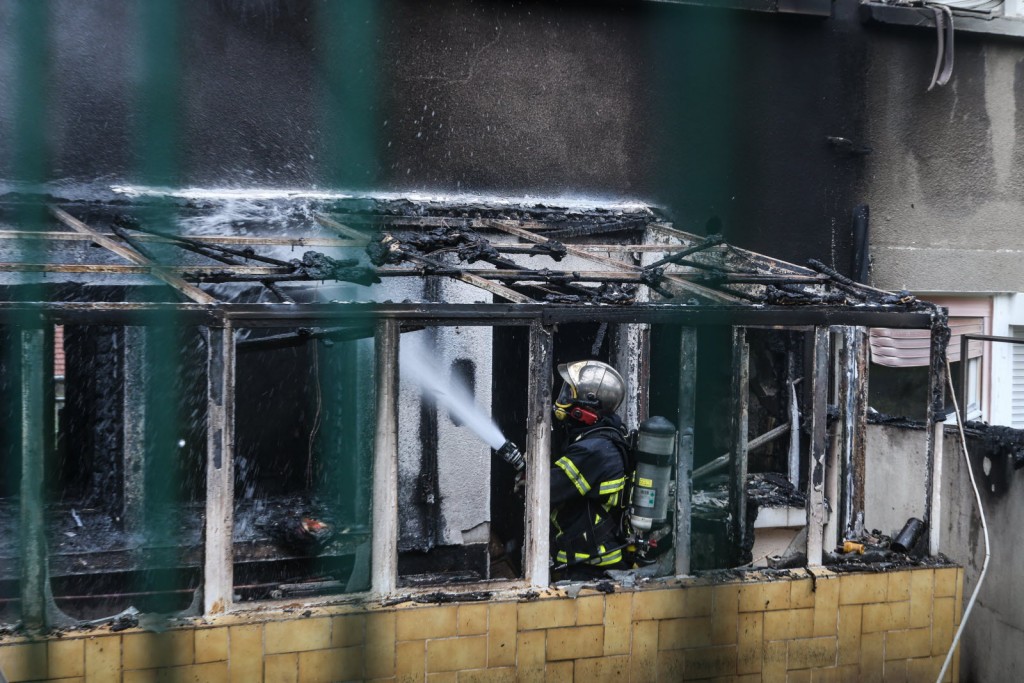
[550, 414, 629, 568]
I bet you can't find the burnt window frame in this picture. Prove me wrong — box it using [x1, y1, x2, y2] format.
[1, 295, 948, 628]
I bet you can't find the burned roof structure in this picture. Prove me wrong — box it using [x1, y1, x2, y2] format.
[0, 190, 950, 628]
[0, 191, 942, 315]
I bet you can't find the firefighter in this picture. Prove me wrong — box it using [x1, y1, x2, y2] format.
[549, 360, 630, 577]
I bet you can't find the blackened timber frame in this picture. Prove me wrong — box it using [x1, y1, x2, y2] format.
[525, 323, 554, 588]
[372, 319, 400, 595]
[2, 298, 944, 624]
[806, 327, 831, 566]
[730, 328, 750, 558]
[0, 302, 938, 329]
[204, 323, 235, 614]
[675, 328, 697, 576]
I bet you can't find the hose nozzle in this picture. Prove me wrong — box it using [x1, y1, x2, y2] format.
[497, 440, 525, 472]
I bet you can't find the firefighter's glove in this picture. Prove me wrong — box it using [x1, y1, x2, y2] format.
[513, 470, 526, 496]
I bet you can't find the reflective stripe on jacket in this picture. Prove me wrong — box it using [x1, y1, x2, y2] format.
[550, 416, 629, 567]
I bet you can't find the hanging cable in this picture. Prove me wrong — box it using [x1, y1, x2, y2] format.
[936, 358, 991, 683]
[306, 341, 323, 488]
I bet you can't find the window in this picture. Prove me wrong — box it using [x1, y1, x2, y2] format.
[869, 297, 990, 422]
[1011, 326, 1024, 428]
[396, 324, 526, 585]
[232, 323, 374, 602]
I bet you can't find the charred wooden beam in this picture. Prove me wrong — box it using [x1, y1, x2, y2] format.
[444, 273, 535, 303]
[539, 218, 648, 240]
[314, 212, 374, 242]
[0, 229, 365, 248]
[114, 222, 297, 303]
[204, 323, 236, 615]
[927, 313, 950, 555]
[319, 214, 655, 236]
[806, 326, 831, 566]
[49, 208, 217, 304]
[485, 218, 738, 304]
[692, 422, 791, 480]
[825, 332, 842, 551]
[645, 234, 724, 271]
[788, 375, 802, 489]
[236, 325, 381, 352]
[379, 268, 676, 283]
[389, 250, 534, 303]
[676, 327, 697, 576]
[372, 319, 400, 595]
[649, 223, 819, 277]
[729, 327, 750, 559]
[115, 218, 294, 268]
[0, 301, 939, 329]
[374, 231, 600, 301]
[0, 263, 292, 276]
[524, 322, 554, 587]
[697, 274, 829, 285]
[110, 222, 158, 261]
[838, 327, 867, 538]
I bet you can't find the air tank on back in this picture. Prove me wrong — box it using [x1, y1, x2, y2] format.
[629, 416, 677, 531]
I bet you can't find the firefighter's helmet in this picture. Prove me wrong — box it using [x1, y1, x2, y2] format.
[554, 360, 625, 422]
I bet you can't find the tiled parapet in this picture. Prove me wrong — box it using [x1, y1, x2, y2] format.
[0, 565, 962, 682]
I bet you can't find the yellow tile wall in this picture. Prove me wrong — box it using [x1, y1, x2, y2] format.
[0, 566, 962, 683]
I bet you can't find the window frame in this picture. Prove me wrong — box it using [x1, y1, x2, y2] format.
[2, 300, 943, 626]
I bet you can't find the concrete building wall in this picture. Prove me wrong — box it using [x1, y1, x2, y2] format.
[938, 424, 1024, 683]
[864, 33, 1024, 294]
[0, 567, 964, 683]
[857, 20, 1024, 683]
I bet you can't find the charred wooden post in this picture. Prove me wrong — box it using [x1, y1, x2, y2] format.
[825, 332, 841, 550]
[525, 322, 554, 588]
[729, 327, 750, 559]
[927, 312, 950, 555]
[371, 319, 400, 595]
[204, 323, 236, 614]
[676, 327, 697, 576]
[787, 373, 801, 489]
[616, 323, 649, 434]
[806, 326, 831, 566]
[838, 326, 868, 537]
[122, 327, 147, 537]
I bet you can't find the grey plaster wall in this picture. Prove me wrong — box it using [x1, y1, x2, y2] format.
[937, 428, 1024, 683]
[864, 32, 1024, 294]
[867, 424, 1024, 682]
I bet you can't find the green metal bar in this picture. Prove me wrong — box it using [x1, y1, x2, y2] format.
[313, 0, 379, 597]
[134, 0, 192, 619]
[138, 0, 181, 186]
[18, 328, 46, 630]
[10, 0, 52, 630]
[319, 0, 378, 189]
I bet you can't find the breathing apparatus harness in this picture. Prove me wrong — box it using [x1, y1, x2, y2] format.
[551, 417, 680, 571]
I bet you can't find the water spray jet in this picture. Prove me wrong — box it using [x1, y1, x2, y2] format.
[399, 341, 524, 471]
